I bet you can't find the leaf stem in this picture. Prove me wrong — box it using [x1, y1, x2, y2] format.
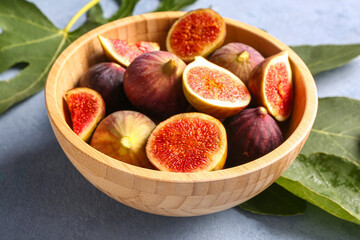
[63, 0, 101, 33]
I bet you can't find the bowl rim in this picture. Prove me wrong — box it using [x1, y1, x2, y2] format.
[45, 11, 318, 183]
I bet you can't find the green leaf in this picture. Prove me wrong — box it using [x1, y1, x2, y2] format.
[108, 0, 140, 21]
[238, 183, 307, 216]
[301, 97, 360, 166]
[277, 153, 360, 225]
[290, 44, 360, 75]
[153, 0, 197, 12]
[0, 0, 197, 114]
[68, 0, 140, 41]
[0, 0, 65, 114]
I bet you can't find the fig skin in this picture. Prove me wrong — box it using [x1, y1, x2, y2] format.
[208, 42, 265, 85]
[123, 51, 189, 119]
[79, 62, 132, 114]
[90, 110, 156, 168]
[224, 107, 283, 167]
[64, 87, 106, 142]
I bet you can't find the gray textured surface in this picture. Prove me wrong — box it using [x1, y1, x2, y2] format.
[1, 0, 360, 239]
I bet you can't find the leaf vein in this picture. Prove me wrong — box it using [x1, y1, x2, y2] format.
[0, 32, 62, 52]
[0, 36, 67, 105]
[0, 13, 58, 33]
[311, 128, 360, 141]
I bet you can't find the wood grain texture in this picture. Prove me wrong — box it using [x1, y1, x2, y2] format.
[45, 11, 318, 216]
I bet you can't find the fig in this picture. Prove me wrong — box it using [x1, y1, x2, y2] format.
[98, 35, 160, 67]
[182, 56, 251, 119]
[166, 8, 226, 62]
[79, 62, 131, 114]
[123, 51, 189, 119]
[64, 87, 105, 142]
[90, 111, 156, 168]
[248, 51, 293, 121]
[224, 107, 283, 166]
[146, 112, 227, 173]
[208, 42, 265, 84]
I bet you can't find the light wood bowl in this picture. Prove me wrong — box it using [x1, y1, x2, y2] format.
[45, 11, 318, 216]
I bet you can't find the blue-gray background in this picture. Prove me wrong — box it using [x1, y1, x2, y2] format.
[1, 0, 360, 239]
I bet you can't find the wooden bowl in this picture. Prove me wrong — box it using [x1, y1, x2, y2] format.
[45, 11, 317, 216]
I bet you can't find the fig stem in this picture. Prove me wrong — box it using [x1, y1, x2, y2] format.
[162, 59, 177, 76]
[120, 136, 132, 149]
[63, 0, 100, 33]
[237, 51, 250, 62]
[259, 107, 268, 115]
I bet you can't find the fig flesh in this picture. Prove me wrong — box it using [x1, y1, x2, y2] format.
[248, 51, 293, 121]
[123, 51, 189, 119]
[90, 111, 156, 168]
[224, 107, 283, 166]
[182, 56, 251, 119]
[166, 8, 226, 62]
[208, 42, 265, 85]
[146, 112, 227, 173]
[64, 87, 105, 142]
[79, 62, 130, 114]
[98, 35, 160, 67]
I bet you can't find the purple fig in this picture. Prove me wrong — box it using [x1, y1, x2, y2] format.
[79, 62, 131, 114]
[224, 107, 283, 166]
[123, 51, 189, 119]
[208, 42, 264, 85]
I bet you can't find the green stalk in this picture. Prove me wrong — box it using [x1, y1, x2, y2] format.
[63, 0, 101, 33]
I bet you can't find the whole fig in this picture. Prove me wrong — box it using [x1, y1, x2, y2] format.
[124, 51, 189, 119]
[79, 62, 131, 114]
[224, 107, 283, 166]
[208, 42, 264, 85]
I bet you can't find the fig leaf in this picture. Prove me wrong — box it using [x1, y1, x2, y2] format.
[238, 183, 307, 216]
[300, 97, 360, 165]
[290, 44, 360, 75]
[0, 0, 196, 114]
[277, 153, 360, 225]
[153, 0, 197, 12]
[0, 0, 66, 114]
[276, 97, 360, 224]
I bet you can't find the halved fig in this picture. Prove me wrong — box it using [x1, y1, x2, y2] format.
[248, 50, 293, 121]
[208, 42, 265, 84]
[182, 56, 251, 119]
[146, 112, 227, 173]
[90, 111, 156, 168]
[166, 8, 226, 62]
[64, 87, 105, 142]
[98, 35, 160, 67]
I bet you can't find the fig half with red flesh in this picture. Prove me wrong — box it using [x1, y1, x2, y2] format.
[182, 56, 251, 119]
[248, 51, 293, 121]
[123, 51, 189, 119]
[166, 8, 226, 62]
[146, 112, 227, 173]
[64, 87, 105, 142]
[98, 35, 160, 67]
[90, 111, 156, 168]
[224, 107, 283, 166]
[208, 42, 265, 85]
